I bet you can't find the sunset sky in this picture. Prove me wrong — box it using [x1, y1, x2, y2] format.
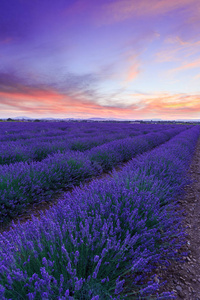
[0, 0, 200, 120]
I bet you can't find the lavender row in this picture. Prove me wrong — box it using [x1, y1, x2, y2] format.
[0, 151, 98, 225]
[0, 122, 172, 142]
[0, 124, 163, 166]
[0, 127, 186, 225]
[0, 133, 126, 165]
[0, 128, 176, 166]
[0, 123, 185, 165]
[0, 126, 199, 299]
[87, 126, 187, 171]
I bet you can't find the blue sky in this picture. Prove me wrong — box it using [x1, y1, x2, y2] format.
[0, 0, 200, 119]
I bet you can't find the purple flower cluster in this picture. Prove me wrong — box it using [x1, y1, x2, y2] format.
[0, 125, 199, 299]
[0, 123, 188, 225]
[0, 151, 96, 225]
[0, 130, 128, 165]
[0, 122, 185, 165]
[88, 127, 186, 171]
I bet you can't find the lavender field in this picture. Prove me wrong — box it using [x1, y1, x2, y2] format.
[0, 122, 199, 299]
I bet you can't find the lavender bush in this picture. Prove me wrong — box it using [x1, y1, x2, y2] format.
[0, 121, 170, 142]
[0, 126, 187, 225]
[0, 134, 127, 165]
[0, 123, 187, 165]
[0, 151, 98, 225]
[87, 127, 185, 171]
[0, 125, 199, 299]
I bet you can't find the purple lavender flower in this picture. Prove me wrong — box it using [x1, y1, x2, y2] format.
[92, 258, 102, 279]
[0, 123, 199, 299]
[115, 277, 125, 294]
[75, 278, 84, 291]
[94, 255, 99, 262]
[64, 289, 69, 296]
[91, 296, 99, 300]
[27, 292, 36, 300]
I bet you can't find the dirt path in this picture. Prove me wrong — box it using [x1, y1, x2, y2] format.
[157, 136, 200, 299]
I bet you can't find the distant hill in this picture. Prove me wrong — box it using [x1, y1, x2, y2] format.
[1, 116, 200, 122]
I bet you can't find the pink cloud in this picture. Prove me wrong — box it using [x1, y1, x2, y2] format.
[61, 0, 199, 29]
[123, 63, 140, 84]
[126, 92, 200, 119]
[194, 73, 200, 80]
[169, 57, 200, 74]
[155, 36, 200, 63]
[0, 37, 13, 45]
[139, 93, 200, 118]
[0, 87, 140, 118]
[113, 52, 142, 85]
[1, 88, 200, 120]
[94, 0, 199, 26]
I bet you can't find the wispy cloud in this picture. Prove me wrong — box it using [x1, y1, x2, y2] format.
[1, 82, 200, 119]
[0, 69, 99, 97]
[0, 37, 13, 45]
[93, 0, 199, 26]
[0, 88, 141, 118]
[155, 36, 200, 63]
[121, 54, 141, 84]
[124, 63, 140, 83]
[168, 57, 200, 74]
[194, 73, 200, 80]
[1, 0, 200, 120]
[136, 93, 200, 118]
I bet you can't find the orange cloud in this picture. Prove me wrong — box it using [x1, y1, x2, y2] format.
[126, 92, 200, 119]
[146, 94, 200, 117]
[0, 87, 142, 118]
[1, 88, 200, 120]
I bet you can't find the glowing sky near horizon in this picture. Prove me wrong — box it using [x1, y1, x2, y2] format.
[0, 0, 200, 120]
